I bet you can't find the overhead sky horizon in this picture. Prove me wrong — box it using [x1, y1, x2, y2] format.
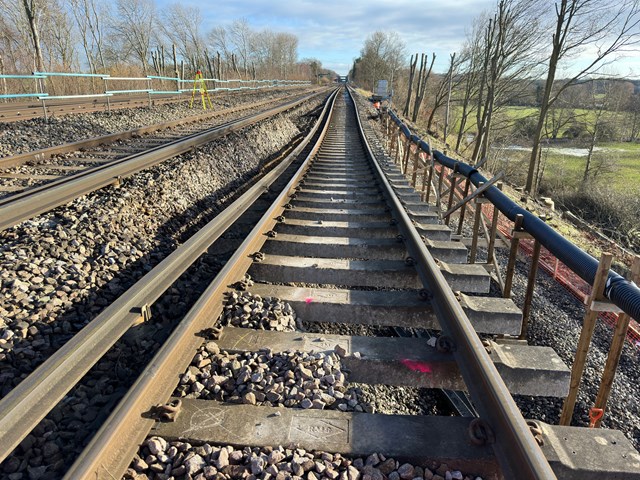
[159, 0, 640, 78]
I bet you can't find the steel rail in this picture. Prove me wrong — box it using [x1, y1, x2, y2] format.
[0, 87, 339, 466]
[0, 90, 318, 170]
[61, 88, 339, 480]
[348, 88, 555, 479]
[0, 86, 313, 123]
[0, 95, 329, 460]
[0, 89, 327, 232]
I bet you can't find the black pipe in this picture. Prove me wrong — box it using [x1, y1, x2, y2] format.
[387, 109, 640, 323]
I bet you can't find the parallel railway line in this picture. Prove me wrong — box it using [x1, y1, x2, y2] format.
[0, 93, 181, 123]
[0, 88, 325, 231]
[1, 87, 639, 480]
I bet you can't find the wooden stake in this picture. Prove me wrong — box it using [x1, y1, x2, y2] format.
[436, 165, 445, 209]
[520, 237, 542, 340]
[487, 183, 502, 263]
[411, 150, 420, 187]
[456, 179, 471, 235]
[401, 138, 411, 174]
[560, 252, 614, 426]
[469, 184, 484, 264]
[592, 255, 640, 427]
[503, 214, 524, 298]
[442, 172, 504, 220]
[424, 159, 435, 202]
[445, 174, 459, 225]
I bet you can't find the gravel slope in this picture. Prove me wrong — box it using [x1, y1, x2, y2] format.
[0, 92, 327, 479]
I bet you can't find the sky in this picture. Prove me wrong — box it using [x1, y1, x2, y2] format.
[158, 0, 495, 75]
[157, 0, 640, 78]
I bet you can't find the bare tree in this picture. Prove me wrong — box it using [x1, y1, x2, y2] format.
[403, 54, 418, 116]
[627, 93, 640, 141]
[111, 0, 155, 74]
[352, 31, 406, 94]
[411, 53, 435, 123]
[43, 1, 77, 70]
[68, 0, 108, 73]
[0, 6, 29, 72]
[471, 0, 544, 163]
[455, 28, 484, 152]
[525, 0, 640, 194]
[580, 79, 631, 187]
[20, 0, 46, 71]
[426, 53, 461, 133]
[162, 3, 205, 74]
[230, 18, 252, 78]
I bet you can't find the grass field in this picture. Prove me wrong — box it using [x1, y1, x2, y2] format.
[495, 141, 640, 193]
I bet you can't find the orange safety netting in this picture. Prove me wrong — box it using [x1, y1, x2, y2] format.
[479, 200, 640, 347]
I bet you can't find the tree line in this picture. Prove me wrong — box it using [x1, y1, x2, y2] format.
[350, 0, 640, 195]
[1, 0, 332, 84]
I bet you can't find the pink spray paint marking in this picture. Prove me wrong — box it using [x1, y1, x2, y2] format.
[401, 359, 432, 374]
[304, 297, 313, 304]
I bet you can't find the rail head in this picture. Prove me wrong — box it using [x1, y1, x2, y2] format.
[347, 86, 556, 480]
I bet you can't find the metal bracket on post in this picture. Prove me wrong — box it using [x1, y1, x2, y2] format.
[560, 252, 613, 426]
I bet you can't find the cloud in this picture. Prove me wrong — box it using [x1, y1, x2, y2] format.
[160, 0, 494, 74]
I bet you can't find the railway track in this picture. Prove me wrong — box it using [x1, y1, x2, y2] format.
[1, 88, 638, 480]
[0, 93, 182, 123]
[0, 88, 325, 231]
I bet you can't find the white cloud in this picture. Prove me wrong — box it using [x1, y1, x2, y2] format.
[162, 0, 640, 77]
[164, 0, 494, 74]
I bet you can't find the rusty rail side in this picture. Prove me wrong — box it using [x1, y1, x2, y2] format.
[60, 88, 339, 480]
[349, 87, 555, 479]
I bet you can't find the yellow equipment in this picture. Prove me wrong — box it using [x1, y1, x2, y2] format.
[189, 70, 213, 109]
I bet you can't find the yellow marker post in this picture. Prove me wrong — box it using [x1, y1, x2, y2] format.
[189, 70, 213, 109]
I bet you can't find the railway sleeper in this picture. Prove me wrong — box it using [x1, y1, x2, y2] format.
[260, 233, 468, 264]
[247, 284, 522, 335]
[275, 219, 453, 241]
[152, 399, 640, 480]
[217, 327, 569, 397]
[283, 206, 439, 224]
[249, 255, 491, 293]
